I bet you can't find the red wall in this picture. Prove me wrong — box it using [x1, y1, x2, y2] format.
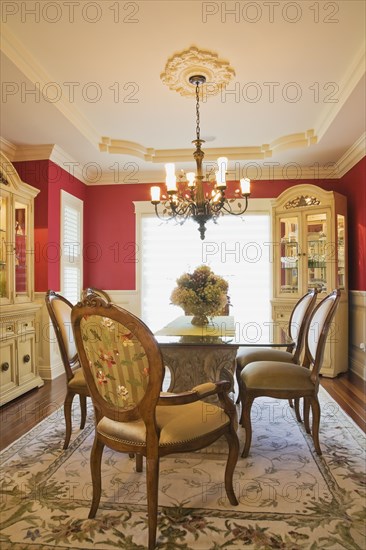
[339, 157, 366, 290]
[14, 160, 86, 292]
[84, 184, 150, 290]
[15, 156, 366, 293]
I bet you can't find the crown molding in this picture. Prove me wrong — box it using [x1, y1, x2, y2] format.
[0, 137, 17, 160]
[316, 47, 365, 142]
[0, 141, 88, 183]
[1, 25, 100, 150]
[335, 132, 366, 178]
[2, 133, 364, 185]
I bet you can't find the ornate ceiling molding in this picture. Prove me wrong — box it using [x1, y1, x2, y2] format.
[160, 46, 235, 97]
[99, 129, 317, 162]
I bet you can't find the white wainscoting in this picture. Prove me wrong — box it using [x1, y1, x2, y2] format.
[35, 290, 140, 380]
[36, 289, 365, 381]
[349, 290, 366, 380]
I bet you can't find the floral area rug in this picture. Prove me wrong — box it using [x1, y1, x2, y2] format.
[0, 387, 365, 549]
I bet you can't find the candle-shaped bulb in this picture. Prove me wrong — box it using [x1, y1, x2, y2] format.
[165, 163, 175, 177]
[151, 186, 161, 203]
[166, 174, 177, 193]
[165, 163, 176, 192]
[186, 172, 195, 187]
[240, 178, 251, 195]
[216, 157, 228, 188]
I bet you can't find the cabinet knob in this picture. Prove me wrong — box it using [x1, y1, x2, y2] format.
[1, 362, 9, 372]
[23, 354, 31, 363]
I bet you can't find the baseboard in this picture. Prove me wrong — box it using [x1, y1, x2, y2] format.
[38, 360, 64, 381]
[349, 290, 366, 381]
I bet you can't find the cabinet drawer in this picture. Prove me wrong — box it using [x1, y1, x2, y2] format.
[1, 322, 16, 337]
[17, 318, 34, 334]
[0, 339, 17, 396]
[17, 334, 36, 385]
[275, 311, 289, 321]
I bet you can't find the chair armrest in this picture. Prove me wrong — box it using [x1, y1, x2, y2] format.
[158, 380, 231, 406]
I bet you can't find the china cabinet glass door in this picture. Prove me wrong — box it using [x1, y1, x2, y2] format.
[0, 192, 10, 302]
[337, 214, 345, 290]
[14, 199, 30, 301]
[306, 212, 328, 293]
[279, 215, 300, 294]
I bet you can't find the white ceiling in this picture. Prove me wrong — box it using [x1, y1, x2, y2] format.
[1, 0, 365, 183]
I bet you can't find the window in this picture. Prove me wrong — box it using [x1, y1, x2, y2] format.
[60, 190, 83, 304]
[139, 210, 271, 335]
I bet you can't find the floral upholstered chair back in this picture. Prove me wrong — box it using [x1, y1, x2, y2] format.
[72, 298, 164, 420]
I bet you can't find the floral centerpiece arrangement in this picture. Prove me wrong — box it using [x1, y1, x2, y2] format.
[170, 265, 228, 325]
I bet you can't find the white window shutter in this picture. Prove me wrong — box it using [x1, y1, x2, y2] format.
[60, 191, 83, 304]
[140, 214, 271, 333]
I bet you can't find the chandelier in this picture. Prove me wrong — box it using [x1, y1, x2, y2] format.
[150, 75, 251, 240]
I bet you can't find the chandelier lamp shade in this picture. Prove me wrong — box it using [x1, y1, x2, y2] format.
[150, 75, 251, 240]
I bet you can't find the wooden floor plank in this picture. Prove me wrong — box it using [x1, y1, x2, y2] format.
[0, 371, 365, 451]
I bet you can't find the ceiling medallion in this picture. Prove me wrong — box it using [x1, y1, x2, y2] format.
[160, 46, 235, 97]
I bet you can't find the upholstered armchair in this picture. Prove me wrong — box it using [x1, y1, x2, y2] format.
[71, 297, 239, 550]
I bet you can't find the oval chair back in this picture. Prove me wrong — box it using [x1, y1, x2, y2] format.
[45, 290, 89, 449]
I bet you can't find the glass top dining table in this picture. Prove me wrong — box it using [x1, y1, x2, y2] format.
[155, 315, 293, 347]
[154, 316, 293, 395]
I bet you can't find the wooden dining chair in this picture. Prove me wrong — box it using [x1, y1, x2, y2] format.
[81, 287, 112, 302]
[235, 288, 319, 418]
[240, 289, 341, 458]
[45, 290, 89, 449]
[71, 296, 239, 550]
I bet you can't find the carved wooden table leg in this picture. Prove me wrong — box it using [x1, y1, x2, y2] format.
[160, 345, 238, 403]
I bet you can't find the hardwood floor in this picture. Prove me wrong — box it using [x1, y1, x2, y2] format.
[0, 371, 365, 451]
[320, 370, 366, 433]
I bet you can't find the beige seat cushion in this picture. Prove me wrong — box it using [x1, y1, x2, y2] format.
[241, 361, 314, 392]
[97, 401, 229, 448]
[68, 368, 87, 390]
[236, 347, 294, 370]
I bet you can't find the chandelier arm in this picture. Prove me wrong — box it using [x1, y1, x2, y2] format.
[221, 196, 249, 215]
[170, 199, 194, 217]
[154, 204, 178, 222]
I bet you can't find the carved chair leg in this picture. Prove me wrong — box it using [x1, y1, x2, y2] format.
[304, 398, 311, 434]
[235, 366, 242, 404]
[241, 395, 254, 458]
[288, 399, 294, 408]
[79, 394, 87, 429]
[224, 429, 239, 505]
[89, 436, 105, 518]
[310, 396, 322, 455]
[136, 453, 143, 473]
[146, 455, 160, 550]
[63, 390, 75, 450]
[294, 398, 302, 423]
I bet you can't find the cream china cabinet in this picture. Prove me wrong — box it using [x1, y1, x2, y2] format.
[0, 152, 43, 405]
[271, 184, 348, 377]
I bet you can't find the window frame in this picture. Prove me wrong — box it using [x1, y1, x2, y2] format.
[134, 198, 273, 324]
[60, 190, 83, 303]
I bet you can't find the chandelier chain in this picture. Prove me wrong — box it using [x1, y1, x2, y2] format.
[195, 83, 200, 141]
